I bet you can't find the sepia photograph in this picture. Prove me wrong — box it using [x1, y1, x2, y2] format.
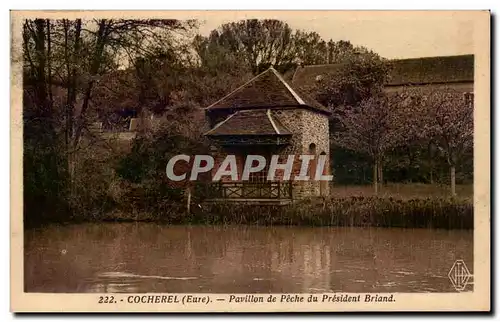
[10, 10, 490, 312]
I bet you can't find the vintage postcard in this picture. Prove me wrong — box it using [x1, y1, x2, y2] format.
[11, 10, 490, 312]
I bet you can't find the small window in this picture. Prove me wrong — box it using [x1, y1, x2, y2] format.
[309, 143, 317, 154]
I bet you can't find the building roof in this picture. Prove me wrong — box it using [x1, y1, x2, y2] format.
[387, 54, 474, 86]
[291, 54, 474, 89]
[206, 67, 330, 115]
[204, 109, 292, 136]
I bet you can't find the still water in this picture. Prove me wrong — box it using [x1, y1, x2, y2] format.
[24, 223, 473, 293]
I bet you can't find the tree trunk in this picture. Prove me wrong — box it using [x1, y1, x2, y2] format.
[46, 20, 53, 108]
[429, 157, 434, 184]
[186, 187, 192, 214]
[428, 142, 434, 185]
[73, 19, 108, 149]
[373, 160, 378, 195]
[62, 19, 82, 201]
[378, 160, 383, 186]
[64, 19, 81, 148]
[450, 166, 456, 197]
[33, 19, 48, 115]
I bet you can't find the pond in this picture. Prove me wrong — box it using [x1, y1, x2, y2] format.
[24, 223, 473, 293]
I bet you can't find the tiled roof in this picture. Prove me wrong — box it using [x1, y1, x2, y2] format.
[204, 109, 292, 136]
[386, 54, 474, 85]
[291, 54, 474, 89]
[206, 67, 330, 114]
[291, 63, 342, 94]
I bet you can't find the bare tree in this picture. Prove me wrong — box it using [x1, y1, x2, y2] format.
[422, 89, 473, 196]
[394, 87, 473, 196]
[333, 95, 401, 194]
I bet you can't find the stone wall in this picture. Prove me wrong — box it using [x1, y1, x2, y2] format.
[299, 109, 330, 197]
[273, 108, 330, 198]
[271, 109, 304, 155]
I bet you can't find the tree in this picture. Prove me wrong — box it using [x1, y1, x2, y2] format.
[308, 46, 391, 187]
[385, 88, 435, 184]
[391, 86, 474, 195]
[293, 30, 328, 65]
[24, 18, 196, 148]
[204, 19, 329, 74]
[327, 40, 358, 64]
[22, 19, 68, 224]
[404, 88, 473, 196]
[316, 49, 391, 109]
[22, 18, 197, 223]
[189, 34, 254, 106]
[333, 95, 401, 194]
[116, 102, 208, 213]
[96, 33, 255, 120]
[92, 44, 195, 126]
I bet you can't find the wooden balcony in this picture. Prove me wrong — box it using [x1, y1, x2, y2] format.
[199, 181, 293, 204]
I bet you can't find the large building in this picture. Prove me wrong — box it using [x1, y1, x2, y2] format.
[290, 54, 474, 95]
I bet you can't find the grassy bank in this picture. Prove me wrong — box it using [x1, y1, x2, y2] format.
[28, 183, 473, 230]
[103, 195, 473, 230]
[330, 183, 473, 199]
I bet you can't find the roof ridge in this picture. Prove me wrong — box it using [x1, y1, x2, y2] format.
[237, 109, 266, 113]
[298, 54, 474, 69]
[266, 109, 280, 135]
[203, 112, 237, 135]
[269, 67, 305, 105]
[301, 63, 342, 68]
[390, 54, 474, 63]
[205, 69, 271, 110]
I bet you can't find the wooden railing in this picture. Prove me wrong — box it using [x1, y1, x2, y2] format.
[203, 181, 293, 199]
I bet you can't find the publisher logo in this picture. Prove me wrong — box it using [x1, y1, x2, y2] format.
[448, 260, 472, 291]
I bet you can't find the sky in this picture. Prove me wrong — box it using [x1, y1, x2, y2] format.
[195, 11, 475, 59]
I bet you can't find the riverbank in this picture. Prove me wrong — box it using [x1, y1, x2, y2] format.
[329, 183, 473, 199]
[24, 184, 473, 230]
[102, 195, 473, 230]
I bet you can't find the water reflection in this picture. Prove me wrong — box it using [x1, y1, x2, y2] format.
[24, 223, 473, 293]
